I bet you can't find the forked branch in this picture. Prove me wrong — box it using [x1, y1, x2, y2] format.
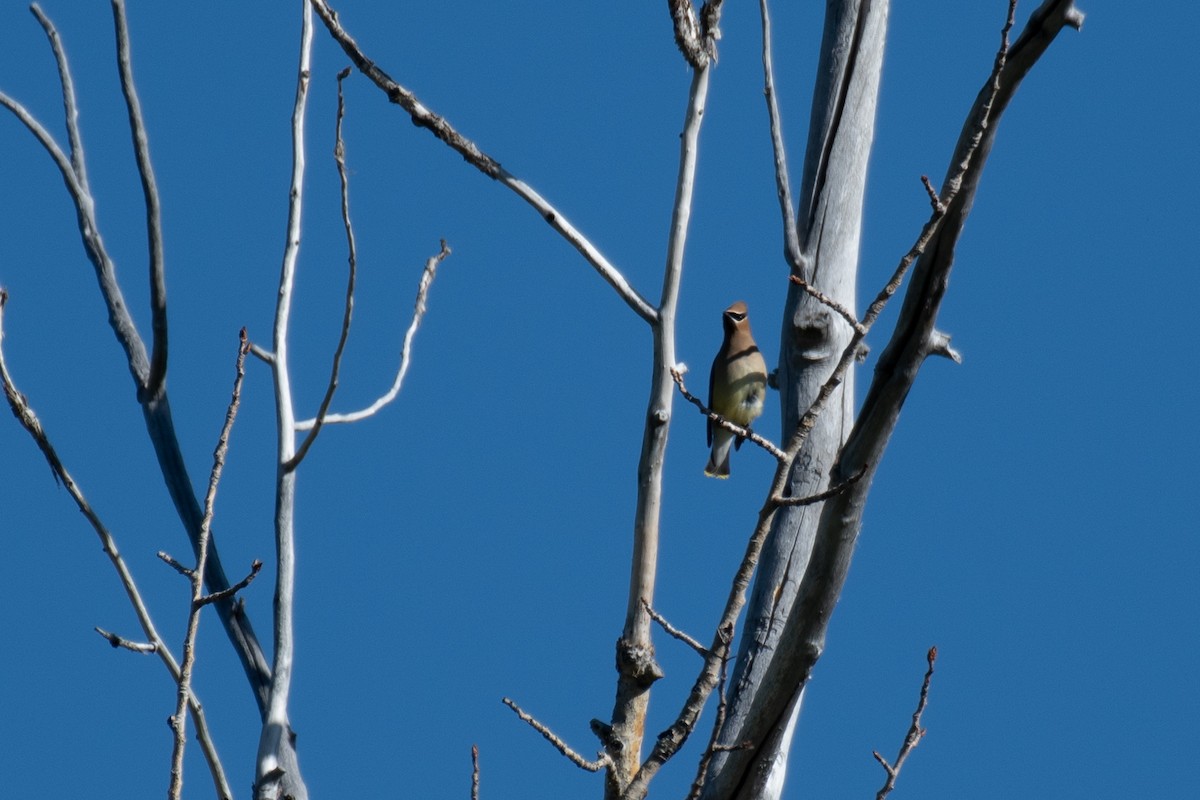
[294, 241, 449, 430]
[0, 290, 232, 800]
[169, 331, 251, 800]
[2, 1, 277, 717]
[288, 68, 359, 468]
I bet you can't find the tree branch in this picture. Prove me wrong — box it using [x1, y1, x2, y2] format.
[606, 60, 711, 799]
[705, 3, 1085, 795]
[254, 3, 314, 797]
[873, 646, 937, 800]
[788, 274, 864, 334]
[29, 4, 86, 183]
[621, 494, 780, 800]
[111, 0, 168, 398]
[687, 624, 737, 800]
[0, 289, 232, 800]
[199, 560, 263, 607]
[2, 3, 278, 722]
[169, 331, 249, 800]
[307, 0, 656, 324]
[670, 366, 785, 462]
[95, 627, 158, 654]
[502, 698, 613, 773]
[758, 0, 802, 273]
[643, 599, 709, 658]
[294, 241, 449, 430]
[288, 68, 358, 468]
[470, 745, 480, 800]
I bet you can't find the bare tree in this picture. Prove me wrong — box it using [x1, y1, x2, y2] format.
[0, 1, 1082, 798]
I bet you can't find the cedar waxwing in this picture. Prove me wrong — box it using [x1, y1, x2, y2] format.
[706, 301, 768, 478]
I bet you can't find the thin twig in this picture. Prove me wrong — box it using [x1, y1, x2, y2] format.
[670, 367, 785, 461]
[95, 628, 158, 654]
[687, 623, 735, 800]
[157, 551, 192, 577]
[248, 343, 274, 364]
[470, 745, 480, 800]
[288, 68, 358, 469]
[295, 241, 449, 429]
[788, 274, 865, 334]
[199, 560, 263, 607]
[927, 329, 963, 363]
[0, 290, 233, 800]
[622, 497, 779, 799]
[501, 698, 612, 772]
[29, 4, 85, 184]
[758, 0, 802, 272]
[874, 646, 938, 800]
[111, 0, 168, 398]
[772, 465, 866, 507]
[643, 599, 708, 657]
[169, 330, 249, 800]
[307, 0, 656, 324]
[920, 175, 944, 213]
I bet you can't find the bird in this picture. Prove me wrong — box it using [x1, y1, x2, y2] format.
[706, 300, 768, 478]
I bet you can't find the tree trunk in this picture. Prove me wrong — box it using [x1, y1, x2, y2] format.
[701, 1, 889, 797]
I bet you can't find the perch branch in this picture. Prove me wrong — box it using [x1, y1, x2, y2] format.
[670, 367, 785, 461]
[158, 551, 191, 576]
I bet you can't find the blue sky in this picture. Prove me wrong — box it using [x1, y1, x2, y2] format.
[0, 2, 1195, 798]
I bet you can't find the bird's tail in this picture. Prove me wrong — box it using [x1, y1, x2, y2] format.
[705, 432, 734, 478]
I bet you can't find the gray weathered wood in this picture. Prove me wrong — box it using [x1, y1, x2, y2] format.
[701, 1, 1082, 798]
